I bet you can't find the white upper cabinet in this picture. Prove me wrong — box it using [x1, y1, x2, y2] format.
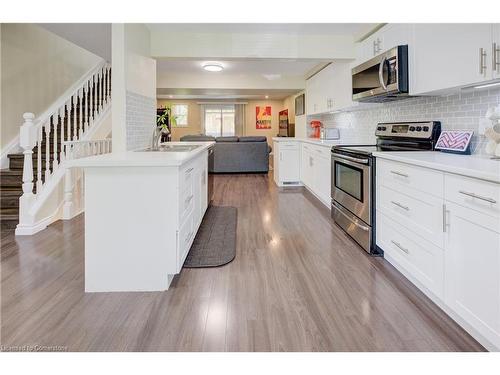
[359, 24, 411, 62]
[410, 24, 495, 95]
[305, 62, 357, 115]
[493, 24, 500, 79]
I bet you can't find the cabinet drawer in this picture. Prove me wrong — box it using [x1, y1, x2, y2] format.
[377, 184, 444, 248]
[308, 144, 331, 159]
[377, 158, 444, 197]
[377, 212, 444, 299]
[178, 213, 194, 269]
[180, 161, 195, 194]
[279, 142, 299, 150]
[445, 173, 500, 218]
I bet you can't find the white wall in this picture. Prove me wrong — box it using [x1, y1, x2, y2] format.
[112, 24, 156, 152]
[0, 24, 102, 150]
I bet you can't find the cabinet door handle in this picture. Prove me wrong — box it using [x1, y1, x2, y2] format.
[279, 152, 283, 161]
[479, 47, 487, 74]
[458, 190, 497, 204]
[185, 167, 194, 174]
[391, 240, 409, 254]
[391, 201, 409, 211]
[493, 42, 500, 72]
[390, 170, 408, 178]
[442, 204, 447, 233]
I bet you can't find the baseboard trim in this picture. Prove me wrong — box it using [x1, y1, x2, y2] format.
[15, 215, 54, 236]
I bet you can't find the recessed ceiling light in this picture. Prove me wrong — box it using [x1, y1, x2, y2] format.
[265, 95, 269, 99]
[203, 63, 223, 72]
[168, 95, 174, 98]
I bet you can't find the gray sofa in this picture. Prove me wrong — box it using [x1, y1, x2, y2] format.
[180, 135, 271, 173]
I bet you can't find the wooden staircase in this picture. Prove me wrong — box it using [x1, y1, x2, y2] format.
[0, 71, 110, 231]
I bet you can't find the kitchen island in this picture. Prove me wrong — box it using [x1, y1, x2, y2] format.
[70, 142, 215, 292]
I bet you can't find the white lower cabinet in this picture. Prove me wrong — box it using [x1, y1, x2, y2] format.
[273, 140, 332, 207]
[376, 157, 500, 350]
[273, 141, 300, 186]
[177, 151, 208, 271]
[300, 143, 331, 206]
[377, 212, 444, 299]
[444, 201, 500, 349]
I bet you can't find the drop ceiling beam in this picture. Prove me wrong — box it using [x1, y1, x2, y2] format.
[150, 31, 356, 60]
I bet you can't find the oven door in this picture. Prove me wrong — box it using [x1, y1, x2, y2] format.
[331, 154, 371, 224]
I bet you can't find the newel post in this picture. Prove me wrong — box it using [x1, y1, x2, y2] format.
[17, 113, 37, 228]
[19, 113, 37, 195]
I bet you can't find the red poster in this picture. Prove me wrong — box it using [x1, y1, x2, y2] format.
[256, 106, 272, 129]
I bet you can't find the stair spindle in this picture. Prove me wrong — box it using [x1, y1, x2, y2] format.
[84, 83, 89, 133]
[66, 102, 70, 143]
[100, 69, 104, 111]
[93, 74, 97, 118]
[59, 107, 65, 163]
[52, 114, 59, 170]
[37, 126, 42, 192]
[72, 95, 78, 141]
[78, 90, 83, 138]
[44, 122, 51, 180]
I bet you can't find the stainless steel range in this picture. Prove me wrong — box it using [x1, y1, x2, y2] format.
[331, 121, 442, 255]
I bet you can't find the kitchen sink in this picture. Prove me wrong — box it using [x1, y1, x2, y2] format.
[139, 145, 201, 152]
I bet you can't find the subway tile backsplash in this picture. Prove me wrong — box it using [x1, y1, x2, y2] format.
[126, 91, 156, 151]
[310, 87, 500, 154]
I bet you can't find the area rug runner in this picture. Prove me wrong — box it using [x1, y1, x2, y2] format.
[183, 205, 237, 268]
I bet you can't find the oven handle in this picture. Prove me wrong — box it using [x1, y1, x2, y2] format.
[332, 153, 370, 165]
[332, 204, 370, 231]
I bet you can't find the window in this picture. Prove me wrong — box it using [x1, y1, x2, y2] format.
[172, 104, 188, 127]
[203, 105, 235, 137]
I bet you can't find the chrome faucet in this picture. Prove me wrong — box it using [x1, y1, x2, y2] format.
[151, 126, 162, 151]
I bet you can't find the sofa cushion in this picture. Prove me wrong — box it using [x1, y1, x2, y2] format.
[180, 135, 215, 142]
[238, 136, 267, 143]
[216, 136, 239, 143]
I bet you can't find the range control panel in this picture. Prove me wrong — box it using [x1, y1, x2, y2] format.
[375, 121, 440, 139]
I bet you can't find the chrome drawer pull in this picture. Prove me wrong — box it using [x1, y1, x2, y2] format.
[185, 195, 194, 205]
[185, 167, 194, 174]
[390, 170, 408, 178]
[391, 201, 409, 211]
[458, 190, 497, 204]
[391, 240, 409, 254]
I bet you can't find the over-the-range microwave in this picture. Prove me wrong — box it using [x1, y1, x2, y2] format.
[352, 45, 409, 103]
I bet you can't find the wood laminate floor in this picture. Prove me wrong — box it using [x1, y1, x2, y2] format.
[0, 173, 485, 351]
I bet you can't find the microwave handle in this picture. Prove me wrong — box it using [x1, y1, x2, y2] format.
[378, 57, 388, 91]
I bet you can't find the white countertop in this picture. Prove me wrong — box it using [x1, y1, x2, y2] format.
[272, 137, 341, 148]
[373, 151, 500, 184]
[69, 142, 215, 168]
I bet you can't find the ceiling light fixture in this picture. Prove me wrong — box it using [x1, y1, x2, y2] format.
[203, 63, 223, 72]
[168, 95, 174, 98]
[265, 95, 269, 99]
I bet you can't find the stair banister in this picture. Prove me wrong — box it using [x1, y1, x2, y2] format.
[15, 60, 112, 235]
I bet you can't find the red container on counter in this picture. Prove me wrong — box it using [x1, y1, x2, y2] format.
[310, 120, 322, 138]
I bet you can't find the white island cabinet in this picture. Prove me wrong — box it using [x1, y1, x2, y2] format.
[70, 142, 214, 292]
[374, 151, 500, 351]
